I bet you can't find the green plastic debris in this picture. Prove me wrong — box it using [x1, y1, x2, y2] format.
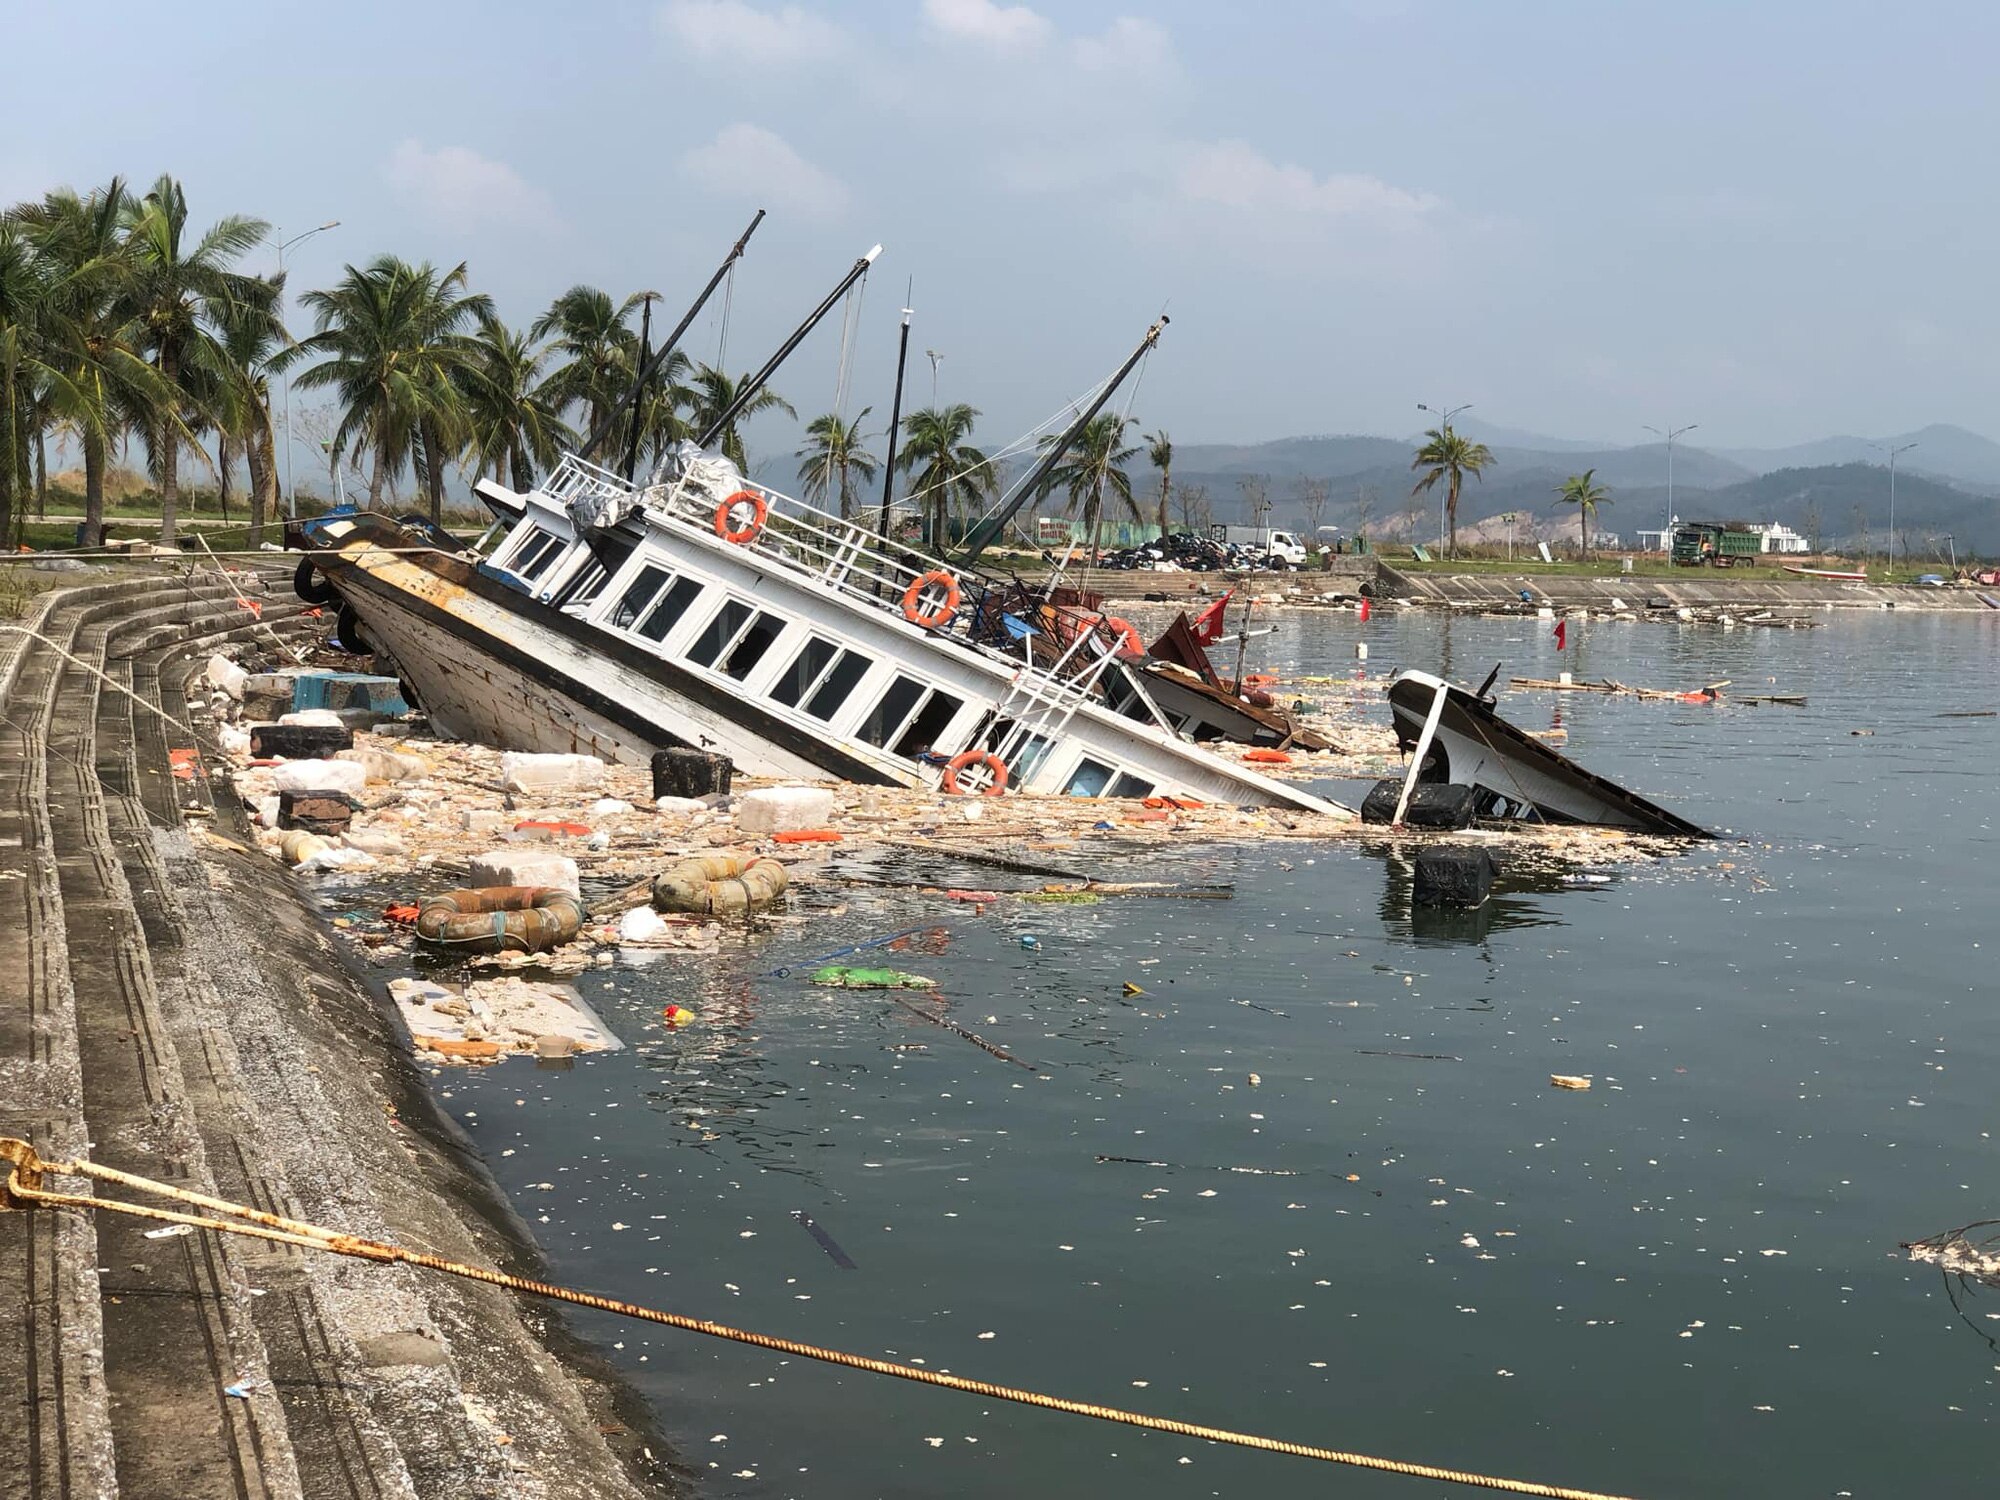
[809, 965, 936, 989]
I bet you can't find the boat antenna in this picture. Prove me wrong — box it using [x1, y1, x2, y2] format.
[579, 208, 766, 463]
[957, 315, 1168, 568]
[619, 291, 657, 483]
[699, 243, 884, 451]
[876, 291, 914, 548]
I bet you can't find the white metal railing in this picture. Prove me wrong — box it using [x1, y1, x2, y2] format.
[536, 452, 1140, 703]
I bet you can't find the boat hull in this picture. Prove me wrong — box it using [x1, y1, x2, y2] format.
[1386, 672, 1709, 837]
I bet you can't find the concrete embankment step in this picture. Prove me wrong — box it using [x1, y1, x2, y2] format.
[2, 569, 657, 1500]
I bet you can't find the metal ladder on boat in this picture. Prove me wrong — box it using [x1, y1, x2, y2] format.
[986, 632, 1120, 785]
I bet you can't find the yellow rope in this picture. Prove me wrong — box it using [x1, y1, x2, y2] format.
[0, 1137, 1640, 1500]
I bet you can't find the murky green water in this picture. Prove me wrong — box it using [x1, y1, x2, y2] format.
[428, 608, 2000, 1498]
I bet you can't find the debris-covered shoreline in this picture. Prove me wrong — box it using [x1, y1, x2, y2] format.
[189, 634, 1705, 1074]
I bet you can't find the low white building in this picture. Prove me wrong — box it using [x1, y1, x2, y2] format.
[1748, 522, 1809, 554]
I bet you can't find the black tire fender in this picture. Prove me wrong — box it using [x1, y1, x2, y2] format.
[294, 557, 336, 605]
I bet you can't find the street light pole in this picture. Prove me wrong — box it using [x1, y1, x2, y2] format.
[1643, 422, 1698, 553]
[1416, 401, 1472, 552]
[271, 220, 340, 518]
[1870, 440, 1917, 569]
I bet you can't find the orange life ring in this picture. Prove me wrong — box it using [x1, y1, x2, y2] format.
[942, 749, 1009, 796]
[902, 570, 961, 628]
[1100, 615, 1145, 659]
[714, 490, 767, 544]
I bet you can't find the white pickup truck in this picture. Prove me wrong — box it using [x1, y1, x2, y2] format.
[1207, 525, 1309, 565]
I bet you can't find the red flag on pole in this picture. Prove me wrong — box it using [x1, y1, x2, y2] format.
[1358, 598, 1371, 623]
[1191, 590, 1233, 645]
[1553, 619, 1567, 650]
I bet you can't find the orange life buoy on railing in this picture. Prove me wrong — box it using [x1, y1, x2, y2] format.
[901, 570, 962, 629]
[1101, 615, 1145, 660]
[942, 749, 1009, 796]
[714, 490, 767, 544]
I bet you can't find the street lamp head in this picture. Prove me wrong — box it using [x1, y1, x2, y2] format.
[319, 220, 341, 230]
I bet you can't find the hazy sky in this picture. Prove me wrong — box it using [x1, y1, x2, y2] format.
[10, 0, 1999, 481]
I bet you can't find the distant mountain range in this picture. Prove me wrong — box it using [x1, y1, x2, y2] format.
[1153, 421, 2000, 557]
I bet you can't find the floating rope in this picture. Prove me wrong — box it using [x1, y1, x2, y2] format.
[0, 1136, 1639, 1499]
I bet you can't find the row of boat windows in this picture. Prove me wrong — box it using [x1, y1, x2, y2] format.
[605, 559, 968, 762]
[506, 523, 1159, 798]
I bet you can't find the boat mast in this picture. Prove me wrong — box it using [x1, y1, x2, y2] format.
[699, 244, 883, 451]
[876, 296, 914, 546]
[957, 315, 1168, 568]
[578, 208, 766, 463]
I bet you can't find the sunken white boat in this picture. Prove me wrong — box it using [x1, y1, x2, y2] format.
[288, 448, 1347, 813]
[1383, 669, 1710, 837]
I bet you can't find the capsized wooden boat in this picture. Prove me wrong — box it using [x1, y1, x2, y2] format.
[1384, 669, 1711, 837]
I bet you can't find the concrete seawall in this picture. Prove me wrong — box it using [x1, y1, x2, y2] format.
[0, 568, 668, 1500]
[1372, 563, 1994, 612]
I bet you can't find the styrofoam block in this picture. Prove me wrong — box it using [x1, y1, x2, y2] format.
[468, 849, 581, 896]
[500, 751, 606, 795]
[269, 758, 368, 795]
[279, 709, 346, 728]
[735, 786, 837, 835]
[205, 655, 249, 700]
[335, 748, 428, 783]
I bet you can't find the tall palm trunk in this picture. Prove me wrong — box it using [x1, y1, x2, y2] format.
[157, 347, 180, 545]
[34, 427, 47, 518]
[216, 436, 233, 524]
[1580, 504, 1588, 561]
[247, 414, 275, 550]
[418, 418, 446, 524]
[82, 427, 107, 547]
[1447, 470, 1461, 557]
[0, 371, 16, 552]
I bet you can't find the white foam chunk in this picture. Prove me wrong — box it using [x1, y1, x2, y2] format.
[269, 758, 368, 795]
[468, 849, 581, 895]
[500, 752, 606, 795]
[735, 786, 837, 834]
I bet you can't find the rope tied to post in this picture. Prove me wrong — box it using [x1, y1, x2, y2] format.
[0, 1136, 1640, 1500]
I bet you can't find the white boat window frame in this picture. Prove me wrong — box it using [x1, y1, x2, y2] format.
[503, 527, 567, 583]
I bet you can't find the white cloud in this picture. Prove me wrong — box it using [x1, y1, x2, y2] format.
[1177, 141, 1440, 223]
[922, 0, 1052, 53]
[1072, 16, 1173, 75]
[679, 123, 849, 218]
[657, 0, 846, 66]
[383, 141, 557, 232]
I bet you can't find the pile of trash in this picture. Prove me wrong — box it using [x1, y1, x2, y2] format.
[1096, 532, 1298, 573]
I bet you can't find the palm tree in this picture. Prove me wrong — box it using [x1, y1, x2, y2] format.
[530, 285, 645, 440]
[10, 179, 174, 546]
[461, 316, 572, 491]
[795, 408, 878, 520]
[686, 363, 793, 473]
[896, 403, 992, 548]
[1554, 468, 1611, 560]
[120, 174, 268, 543]
[294, 257, 492, 521]
[1043, 414, 1141, 559]
[1145, 428, 1173, 540]
[212, 273, 290, 547]
[624, 346, 696, 475]
[1410, 425, 1495, 557]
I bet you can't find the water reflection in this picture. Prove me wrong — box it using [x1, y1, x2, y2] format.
[1367, 842, 1573, 948]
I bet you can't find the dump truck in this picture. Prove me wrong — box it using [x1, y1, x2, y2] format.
[1671, 522, 1761, 567]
